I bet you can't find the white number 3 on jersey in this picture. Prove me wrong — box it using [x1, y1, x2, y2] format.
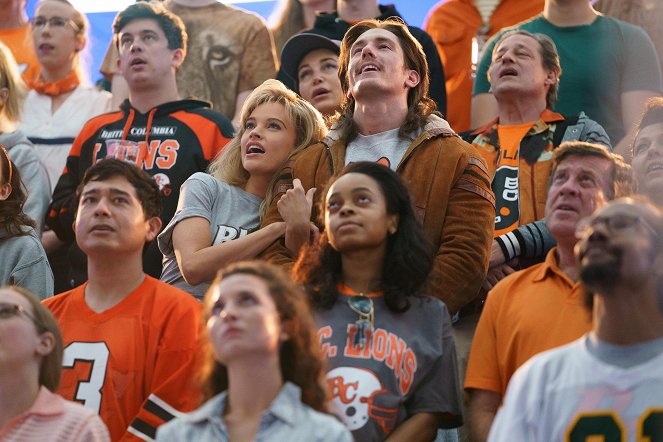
[63, 342, 110, 413]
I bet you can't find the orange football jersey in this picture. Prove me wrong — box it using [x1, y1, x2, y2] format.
[44, 276, 202, 441]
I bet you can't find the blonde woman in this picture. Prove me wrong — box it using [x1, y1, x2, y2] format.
[0, 43, 50, 234]
[158, 79, 327, 299]
[0, 286, 109, 441]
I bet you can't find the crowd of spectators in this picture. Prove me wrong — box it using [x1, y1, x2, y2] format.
[1, 0, 663, 441]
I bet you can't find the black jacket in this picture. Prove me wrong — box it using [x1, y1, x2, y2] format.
[47, 98, 233, 286]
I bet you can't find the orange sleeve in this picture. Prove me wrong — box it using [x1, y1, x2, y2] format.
[464, 285, 504, 394]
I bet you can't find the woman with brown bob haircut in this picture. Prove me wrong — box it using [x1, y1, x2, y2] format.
[156, 261, 351, 441]
[0, 285, 109, 440]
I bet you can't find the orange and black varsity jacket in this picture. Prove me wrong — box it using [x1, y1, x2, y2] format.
[47, 98, 233, 284]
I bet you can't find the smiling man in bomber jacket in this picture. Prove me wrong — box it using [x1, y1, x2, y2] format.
[47, 2, 233, 287]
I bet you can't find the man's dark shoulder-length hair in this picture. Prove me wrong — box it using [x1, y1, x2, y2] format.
[334, 18, 437, 144]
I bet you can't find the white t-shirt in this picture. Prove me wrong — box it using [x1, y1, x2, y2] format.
[489, 334, 663, 442]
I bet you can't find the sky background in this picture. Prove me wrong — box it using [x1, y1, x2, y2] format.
[25, 0, 444, 83]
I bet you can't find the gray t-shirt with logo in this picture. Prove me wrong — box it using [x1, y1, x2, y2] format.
[344, 127, 424, 171]
[315, 294, 462, 440]
[158, 172, 261, 299]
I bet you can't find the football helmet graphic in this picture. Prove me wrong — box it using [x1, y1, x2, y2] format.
[326, 366, 398, 433]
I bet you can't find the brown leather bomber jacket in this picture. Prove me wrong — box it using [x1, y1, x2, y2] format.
[259, 114, 496, 314]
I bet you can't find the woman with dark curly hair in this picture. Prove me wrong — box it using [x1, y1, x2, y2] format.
[0, 146, 53, 299]
[156, 261, 351, 441]
[294, 161, 462, 441]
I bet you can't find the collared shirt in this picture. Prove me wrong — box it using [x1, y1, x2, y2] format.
[0, 386, 110, 442]
[155, 382, 352, 441]
[465, 248, 592, 396]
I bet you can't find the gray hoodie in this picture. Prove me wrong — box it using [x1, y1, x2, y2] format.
[1, 130, 50, 234]
[0, 226, 54, 299]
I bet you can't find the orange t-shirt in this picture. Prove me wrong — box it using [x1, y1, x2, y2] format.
[485, 122, 535, 237]
[0, 25, 40, 85]
[464, 248, 591, 396]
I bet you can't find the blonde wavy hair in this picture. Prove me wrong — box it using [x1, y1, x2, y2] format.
[0, 42, 27, 131]
[209, 79, 327, 215]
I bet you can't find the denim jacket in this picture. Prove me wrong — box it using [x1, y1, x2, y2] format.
[155, 382, 352, 442]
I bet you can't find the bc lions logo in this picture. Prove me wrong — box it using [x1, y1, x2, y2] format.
[326, 367, 398, 434]
[152, 173, 172, 197]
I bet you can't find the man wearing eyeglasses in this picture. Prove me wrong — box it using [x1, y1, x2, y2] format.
[464, 141, 635, 442]
[489, 198, 663, 441]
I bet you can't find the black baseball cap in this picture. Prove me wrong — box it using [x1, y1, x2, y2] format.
[280, 33, 341, 86]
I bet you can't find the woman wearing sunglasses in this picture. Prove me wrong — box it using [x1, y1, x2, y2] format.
[0, 149, 53, 299]
[0, 285, 110, 441]
[156, 261, 351, 441]
[158, 80, 327, 299]
[294, 162, 462, 441]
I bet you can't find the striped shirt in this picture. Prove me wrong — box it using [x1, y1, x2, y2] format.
[0, 386, 110, 442]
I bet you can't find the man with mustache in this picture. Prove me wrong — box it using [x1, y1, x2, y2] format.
[489, 198, 663, 441]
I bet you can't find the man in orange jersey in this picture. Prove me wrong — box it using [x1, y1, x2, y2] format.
[44, 159, 201, 441]
[464, 142, 635, 442]
[47, 2, 234, 288]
